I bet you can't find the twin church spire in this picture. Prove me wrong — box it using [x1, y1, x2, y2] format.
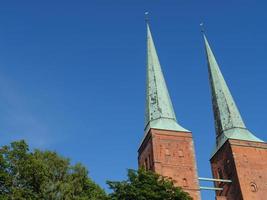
[144, 20, 263, 148]
[203, 33, 263, 150]
[142, 20, 266, 200]
[145, 23, 189, 133]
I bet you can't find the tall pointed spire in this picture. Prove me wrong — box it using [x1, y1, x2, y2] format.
[144, 21, 189, 133]
[202, 31, 263, 150]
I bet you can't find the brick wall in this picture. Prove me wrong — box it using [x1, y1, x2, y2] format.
[138, 128, 201, 200]
[211, 139, 267, 200]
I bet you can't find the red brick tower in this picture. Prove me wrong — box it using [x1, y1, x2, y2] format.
[203, 33, 267, 200]
[138, 22, 201, 200]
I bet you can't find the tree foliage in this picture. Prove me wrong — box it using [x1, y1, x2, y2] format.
[0, 141, 193, 200]
[107, 168, 193, 200]
[0, 140, 107, 200]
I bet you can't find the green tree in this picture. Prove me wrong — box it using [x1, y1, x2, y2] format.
[107, 168, 193, 200]
[0, 140, 107, 200]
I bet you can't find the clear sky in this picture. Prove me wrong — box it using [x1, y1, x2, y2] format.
[0, 1, 266, 199]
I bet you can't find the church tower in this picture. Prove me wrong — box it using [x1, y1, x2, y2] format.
[138, 22, 201, 200]
[203, 33, 267, 200]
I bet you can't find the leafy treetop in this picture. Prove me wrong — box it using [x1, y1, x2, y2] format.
[107, 168, 193, 200]
[0, 140, 193, 200]
[0, 140, 107, 200]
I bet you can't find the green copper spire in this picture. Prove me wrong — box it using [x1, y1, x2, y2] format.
[144, 23, 189, 133]
[203, 32, 264, 152]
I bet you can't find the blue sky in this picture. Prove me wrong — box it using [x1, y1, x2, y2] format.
[0, 1, 267, 199]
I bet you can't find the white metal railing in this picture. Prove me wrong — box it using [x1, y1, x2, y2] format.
[198, 177, 232, 191]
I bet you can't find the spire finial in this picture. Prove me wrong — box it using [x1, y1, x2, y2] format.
[200, 22, 205, 33]
[145, 11, 149, 23]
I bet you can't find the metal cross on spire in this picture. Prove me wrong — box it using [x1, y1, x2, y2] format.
[200, 22, 205, 33]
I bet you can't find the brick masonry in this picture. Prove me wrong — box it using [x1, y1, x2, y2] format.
[138, 128, 201, 200]
[211, 139, 267, 200]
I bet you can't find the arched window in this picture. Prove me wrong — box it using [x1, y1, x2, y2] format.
[183, 178, 188, 187]
[165, 148, 170, 156]
[178, 149, 184, 157]
[243, 155, 248, 163]
[145, 158, 149, 170]
[217, 168, 223, 179]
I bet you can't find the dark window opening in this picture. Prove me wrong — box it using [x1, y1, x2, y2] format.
[183, 178, 188, 187]
[148, 154, 153, 170]
[218, 168, 223, 179]
[145, 158, 149, 170]
[178, 149, 184, 157]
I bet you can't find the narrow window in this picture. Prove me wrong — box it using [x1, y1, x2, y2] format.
[183, 178, 188, 187]
[243, 155, 248, 163]
[148, 154, 152, 169]
[224, 160, 231, 178]
[145, 158, 149, 170]
[178, 149, 184, 157]
[218, 168, 223, 179]
[165, 148, 170, 156]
